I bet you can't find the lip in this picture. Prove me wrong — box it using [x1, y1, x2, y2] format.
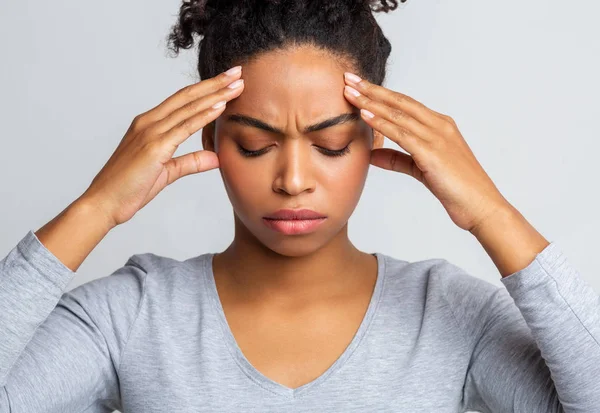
[263, 209, 328, 235]
[264, 209, 327, 220]
[262, 217, 327, 235]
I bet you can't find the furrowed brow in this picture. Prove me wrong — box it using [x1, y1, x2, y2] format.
[225, 112, 360, 134]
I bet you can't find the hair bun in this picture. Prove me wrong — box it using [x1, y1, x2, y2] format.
[167, 0, 222, 51]
[365, 0, 404, 13]
[167, 0, 405, 57]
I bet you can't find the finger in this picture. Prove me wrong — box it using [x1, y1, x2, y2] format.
[140, 66, 243, 125]
[153, 78, 244, 135]
[162, 98, 229, 148]
[370, 147, 416, 177]
[344, 72, 445, 128]
[359, 108, 427, 156]
[343, 85, 434, 142]
[163, 149, 220, 185]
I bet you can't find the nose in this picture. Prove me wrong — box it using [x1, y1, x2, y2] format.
[272, 140, 316, 196]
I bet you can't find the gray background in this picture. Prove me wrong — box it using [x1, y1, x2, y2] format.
[1, 1, 598, 411]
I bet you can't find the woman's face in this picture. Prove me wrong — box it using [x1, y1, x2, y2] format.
[203, 45, 383, 257]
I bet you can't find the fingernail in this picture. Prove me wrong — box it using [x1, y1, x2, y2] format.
[345, 85, 360, 97]
[225, 66, 242, 76]
[227, 79, 244, 89]
[212, 101, 226, 109]
[361, 109, 375, 119]
[345, 72, 362, 84]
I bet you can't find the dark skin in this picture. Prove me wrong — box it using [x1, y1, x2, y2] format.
[201, 45, 384, 389]
[200, 42, 550, 390]
[69, 36, 548, 390]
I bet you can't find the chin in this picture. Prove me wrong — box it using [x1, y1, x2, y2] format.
[238, 213, 348, 258]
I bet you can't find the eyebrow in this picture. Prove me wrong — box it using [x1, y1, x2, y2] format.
[224, 112, 361, 134]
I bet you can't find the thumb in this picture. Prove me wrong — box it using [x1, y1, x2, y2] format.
[370, 148, 416, 178]
[164, 150, 220, 184]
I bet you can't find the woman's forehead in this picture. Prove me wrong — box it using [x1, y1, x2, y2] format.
[241, 45, 351, 89]
[225, 47, 356, 128]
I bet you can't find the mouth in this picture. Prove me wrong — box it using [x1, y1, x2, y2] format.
[262, 217, 327, 235]
[263, 208, 327, 220]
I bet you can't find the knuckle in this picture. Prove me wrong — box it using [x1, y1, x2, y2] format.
[182, 101, 198, 117]
[394, 126, 410, 139]
[444, 114, 455, 124]
[393, 92, 407, 106]
[192, 151, 203, 172]
[389, 109, 405, 123]
[175, 157, 185, 178]
[192, 98, 208, 113]
[131, 114, 145, 130]
[182, 84, 197, 98]
[215, 86, 233, 101]
[430, 110, 445, 120]
[363, 98, 376, 111]
[176, 117, 193, 133]
[216, 72, 234, 88]
[442, 117, 456, 134]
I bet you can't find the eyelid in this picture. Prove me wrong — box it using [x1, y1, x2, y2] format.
[239, 143, 349, 151]
[316, 144, 348, 151]
[236, 141, 352, 158]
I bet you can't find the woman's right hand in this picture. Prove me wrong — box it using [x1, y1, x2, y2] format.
[80, 66, 245, 229]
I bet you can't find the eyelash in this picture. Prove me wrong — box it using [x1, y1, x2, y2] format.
[236, 143, 351, 158]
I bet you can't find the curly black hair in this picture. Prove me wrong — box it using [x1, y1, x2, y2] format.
[166, 0, 404, 86]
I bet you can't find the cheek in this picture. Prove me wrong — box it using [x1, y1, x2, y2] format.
[323, 153, 371, 212]
[216, 145, 266, 213]
[327, 138, 373, 212]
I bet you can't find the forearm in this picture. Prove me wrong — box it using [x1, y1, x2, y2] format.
[34, 196, 116, 273]
[469, 203, 550, 278]
[468, 204, 600, 410]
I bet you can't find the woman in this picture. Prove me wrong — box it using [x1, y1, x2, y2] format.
[0, 0, 598, 412]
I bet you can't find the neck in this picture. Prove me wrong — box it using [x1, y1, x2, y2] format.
[212, 215, 371, 305]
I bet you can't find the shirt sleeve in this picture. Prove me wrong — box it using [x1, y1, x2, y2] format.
[456, 241, 600, 413]
[0, 230, 148, 413]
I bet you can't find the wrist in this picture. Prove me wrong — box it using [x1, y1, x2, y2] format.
[469, 202, 550, 278]
[73, 195, 118, 233]
[469, 202, 517, 240]
[33, 196, 116, 273]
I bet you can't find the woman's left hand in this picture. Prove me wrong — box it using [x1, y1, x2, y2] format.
[343, 72, 511, 233]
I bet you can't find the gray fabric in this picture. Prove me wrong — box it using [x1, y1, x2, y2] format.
[1, 230, 599, 412]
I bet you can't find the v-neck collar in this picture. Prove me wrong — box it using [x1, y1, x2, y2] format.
[203, 252, 387, 398]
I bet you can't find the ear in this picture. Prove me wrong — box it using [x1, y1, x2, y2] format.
[372, 129, 384, 150]
[202, 121, 216, 152]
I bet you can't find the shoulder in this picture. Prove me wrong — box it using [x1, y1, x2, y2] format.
[128, 250, 212, 285]
[62, 250, 210, 314]
[380, 252, 497, 292]
[122, 251, 219, 316]
[378, 252, 505, 341]
[60, 250, 213, 334]
[379, 251, 499, 297]
[60, 253, 154, 320]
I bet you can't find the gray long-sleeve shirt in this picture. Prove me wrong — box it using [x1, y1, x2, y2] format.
[1, 230, 599, 412]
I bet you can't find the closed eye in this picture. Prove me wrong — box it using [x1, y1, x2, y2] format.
[236, 142, 352, 158]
